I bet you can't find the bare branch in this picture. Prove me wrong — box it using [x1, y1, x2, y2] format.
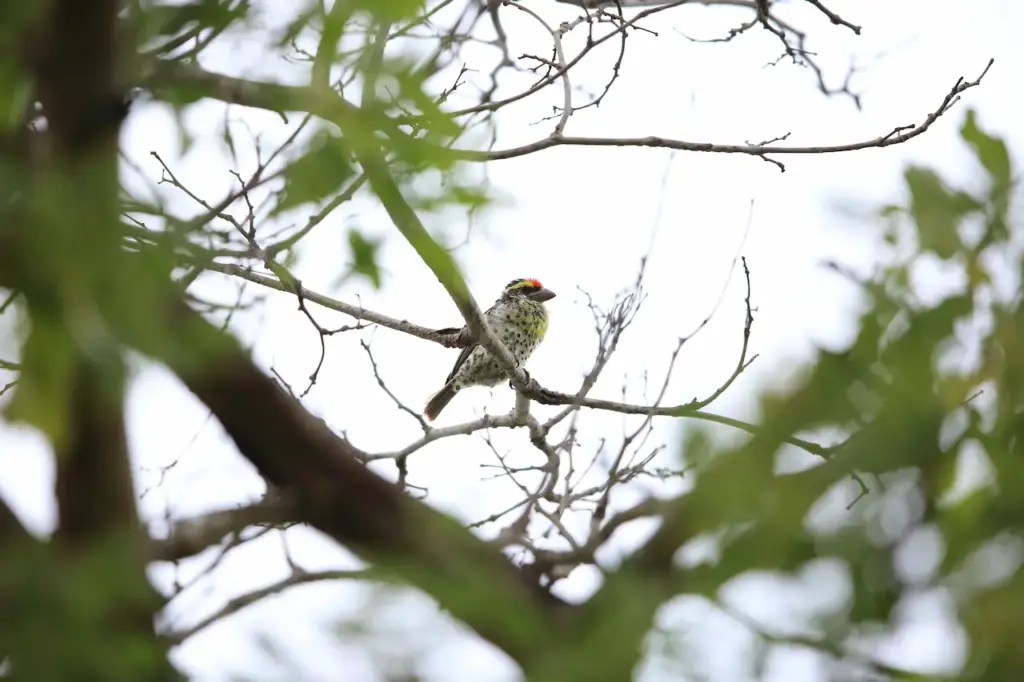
[140, 44, 991, 180]
[148, 498, 298, 563]
[360, 337, 431, 432]
[527, 495, 673, 574]
[508, 3, 576, 135]
[716, 599, 913, 679]
[454, 59, 995, 169]
[369, 411, 527, 460]
[802, 0, 862, 34]
[202, 263, 470, 348]
[544, 268, 646, 431]
[528, 387, 833, 458]
[164, 567, 378, 645]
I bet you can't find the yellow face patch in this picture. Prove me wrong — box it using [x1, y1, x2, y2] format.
[506, 278, 543, 291]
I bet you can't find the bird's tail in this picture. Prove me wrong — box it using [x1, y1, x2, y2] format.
[424, 383, 458, 421]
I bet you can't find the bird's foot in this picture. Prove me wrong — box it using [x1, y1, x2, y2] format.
[508, 368, 532, 390]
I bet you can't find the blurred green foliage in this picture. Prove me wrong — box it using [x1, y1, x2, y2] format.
[346, 228, 384, 288]
[664, 109, 1023, 681]
[1, 0, 469, 679]
[1, 536, 171, 682]
[273, 127, 356, 217]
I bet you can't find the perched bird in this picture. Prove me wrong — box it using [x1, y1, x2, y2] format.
[424, 278, 556, 421]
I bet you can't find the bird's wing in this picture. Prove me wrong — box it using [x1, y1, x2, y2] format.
[441, 302, 501, 385]
[444, 341, 477, 385]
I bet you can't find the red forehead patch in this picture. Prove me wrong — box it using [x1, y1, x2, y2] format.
[528, 278, 543, 288]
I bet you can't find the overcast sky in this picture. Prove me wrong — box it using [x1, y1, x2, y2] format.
[2, 1, 1023, 680]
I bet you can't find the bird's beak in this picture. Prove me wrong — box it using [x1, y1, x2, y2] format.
[530, 288, 556, 302]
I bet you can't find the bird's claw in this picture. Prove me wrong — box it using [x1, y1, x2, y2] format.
[509, 368, 532, 390]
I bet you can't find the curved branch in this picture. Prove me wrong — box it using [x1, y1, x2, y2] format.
[369, 412, 526, 460]
[525, 385, 832, 458]
[209, 246, 825, 458]
[453, 58, 994, 167]
[203, 263, 471, 348]
[444, 0, 694, 119]
[141, 52, 992, 177]
[508, 2, 574, 135]
[164, 567, 377, 645]
[148, 498, 299, 563]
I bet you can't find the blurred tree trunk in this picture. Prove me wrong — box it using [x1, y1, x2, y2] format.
[0, 1, 178, 679]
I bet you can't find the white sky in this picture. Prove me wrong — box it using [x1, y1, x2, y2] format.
[2, 0, 1023, 680]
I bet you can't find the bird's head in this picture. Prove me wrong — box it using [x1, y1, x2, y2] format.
[502, 278, 556, 303]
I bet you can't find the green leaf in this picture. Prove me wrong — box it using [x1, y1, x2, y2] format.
[4, 316, 76, 449]
[221, 112, 238, 165]
[0, 65, 29, 132]
[347, 229, 383, 289]
[354, 0, 425, 21]
[0, 4, 36, 131]
[904, 167, 979, 259]
[272, 129, 355, 217]
[153, 0, 249, 37]
[961, 109, 1013, 247]
[275, 6, 318, 48]
[961, 109, 1012, 195]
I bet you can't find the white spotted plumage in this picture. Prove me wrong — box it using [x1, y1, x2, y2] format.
[424, 278, 555, 420]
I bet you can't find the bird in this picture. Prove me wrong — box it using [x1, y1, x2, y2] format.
[424, 278, 556, 421]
